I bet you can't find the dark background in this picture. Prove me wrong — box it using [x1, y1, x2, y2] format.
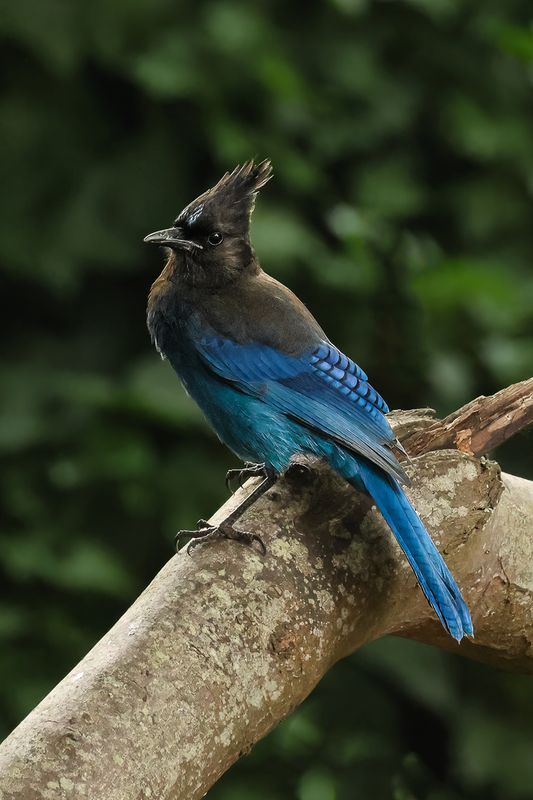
[1, 0, 533, 797]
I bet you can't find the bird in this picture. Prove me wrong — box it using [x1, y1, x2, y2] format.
[144, 159, 473, 642]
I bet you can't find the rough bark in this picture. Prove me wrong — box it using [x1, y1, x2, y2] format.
[401, 376, 533, 456]
[0, 382, 532, 800]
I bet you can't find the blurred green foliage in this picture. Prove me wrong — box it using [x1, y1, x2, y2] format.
[1, 0, 533, 797]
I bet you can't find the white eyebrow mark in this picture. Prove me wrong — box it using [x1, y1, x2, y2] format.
[187, 204, 204, 226]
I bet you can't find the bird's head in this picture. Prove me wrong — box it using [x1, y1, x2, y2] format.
[144, 159, 272, 289]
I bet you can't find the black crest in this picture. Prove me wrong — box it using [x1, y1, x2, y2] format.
[176, 159, 273, 234]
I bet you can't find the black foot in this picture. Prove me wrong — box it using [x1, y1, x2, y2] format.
[225, 462, 268, 493]
[174, 518, 210, 551]
[175, 519, 266, 556]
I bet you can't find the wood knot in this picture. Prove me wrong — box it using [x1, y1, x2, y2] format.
[269, 624, 297, 660]
[285, 459, 318, 489]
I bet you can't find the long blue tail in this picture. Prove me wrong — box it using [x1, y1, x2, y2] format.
[335, 454, 473, 641]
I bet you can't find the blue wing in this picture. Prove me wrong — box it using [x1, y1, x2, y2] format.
[196, 334, 408, 484]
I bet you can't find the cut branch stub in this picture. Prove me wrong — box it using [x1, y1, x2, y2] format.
[400, 377, 533, 457]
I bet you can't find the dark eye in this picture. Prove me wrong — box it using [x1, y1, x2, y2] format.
[208, 231, 223, 247]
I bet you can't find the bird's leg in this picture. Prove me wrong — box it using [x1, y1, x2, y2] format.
[225, 462, 269, 493]
[176, 470, 277, 555]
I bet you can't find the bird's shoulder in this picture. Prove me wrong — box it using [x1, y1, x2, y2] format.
[201, 269, 325, 355]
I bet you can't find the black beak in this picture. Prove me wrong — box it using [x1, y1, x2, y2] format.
[143, 227, 203, 251]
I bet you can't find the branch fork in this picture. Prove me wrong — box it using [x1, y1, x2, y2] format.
[0, 379, 532, 799]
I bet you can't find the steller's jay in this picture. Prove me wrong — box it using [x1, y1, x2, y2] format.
[144, 160, 472, 641]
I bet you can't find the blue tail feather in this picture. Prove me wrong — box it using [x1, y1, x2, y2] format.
[336, 455, 473, 641]
[389, 484, 473, 637]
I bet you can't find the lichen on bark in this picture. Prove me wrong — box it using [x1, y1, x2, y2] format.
[0, 382, 532, 800]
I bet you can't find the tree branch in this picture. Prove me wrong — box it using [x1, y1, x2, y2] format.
[401, 377, 533, 456]
[0, 381, 532, 799]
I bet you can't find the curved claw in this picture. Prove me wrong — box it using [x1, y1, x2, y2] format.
[225, 469, 241, 493]
[185, 526, 220, 555]
[245, 532, 267, 556]
[176, 519, 267, 556]
[225, 462, 268, 494]
[219, 522, 266, 555]
[174, 519, 211, 551]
